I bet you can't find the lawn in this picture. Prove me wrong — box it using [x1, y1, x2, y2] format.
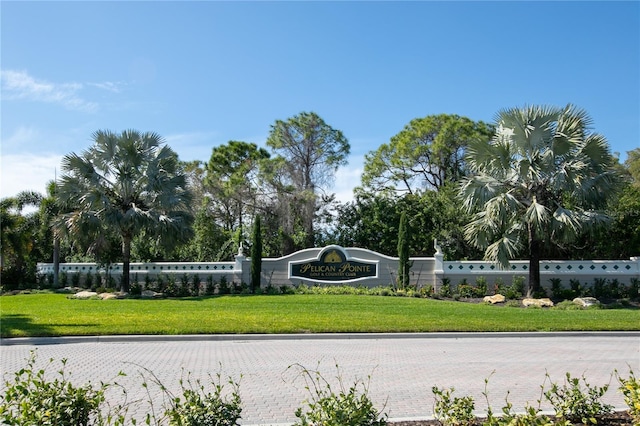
[1, 293, 639, 338]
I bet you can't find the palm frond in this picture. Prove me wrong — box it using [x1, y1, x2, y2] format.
[484, 230, 523, 269]
[524, 197, 550, 229]
[458, 175, 507, 212]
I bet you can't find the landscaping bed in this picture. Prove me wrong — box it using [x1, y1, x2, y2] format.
[389, 411, 635, 425]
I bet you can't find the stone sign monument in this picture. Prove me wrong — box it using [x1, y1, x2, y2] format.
[289, 245, 378, 282]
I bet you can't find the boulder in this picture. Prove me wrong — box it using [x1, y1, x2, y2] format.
[483, 294, 506, 304]
[141, 290, 163, 298]
[522, 298, 554, 307]
[99, 293, 118, 300]
[573, 297, 600, 307]
[74, 291, 98, 299]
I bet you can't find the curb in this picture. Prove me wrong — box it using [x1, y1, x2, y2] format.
[2, 331, 639, 346]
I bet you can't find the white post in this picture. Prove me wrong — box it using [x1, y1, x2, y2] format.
[433, 239, 444, 292]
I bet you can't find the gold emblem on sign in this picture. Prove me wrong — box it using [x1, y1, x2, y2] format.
[324, 250, 342, 263]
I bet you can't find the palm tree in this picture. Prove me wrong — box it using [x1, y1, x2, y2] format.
[56, 130, 194, 292]
[459, 105, 620, 296]
[1, 191, 43, 287]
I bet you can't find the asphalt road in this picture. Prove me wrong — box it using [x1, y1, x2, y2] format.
[1, 332, 639, 425]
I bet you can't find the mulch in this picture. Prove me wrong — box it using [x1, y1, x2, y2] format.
[389, 411, 636, 425]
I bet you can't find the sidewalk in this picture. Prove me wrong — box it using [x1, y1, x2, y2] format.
[2, 332, 639, 425]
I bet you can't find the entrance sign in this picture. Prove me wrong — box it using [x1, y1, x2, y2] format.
[289, 245, 378, 283]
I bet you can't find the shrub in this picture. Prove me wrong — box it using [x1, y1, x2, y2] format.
[145, 273, 152, 290]
[593, 277, 607, 299]
[553, 300, 583, 310]
[617, 368, 640, 424]
[130, 282, 143, 296]
[85, 271, 94, 289]
[218, 276, 230, 295]
[431, 386, 475, 426]
[609, 278, 622, 299]
[369, 286, 394, 297]
[475, 276, 488, 297]
[512, 276, 525, 296]
[550, 278, 564, 299]
[629, 278, 640, 300]
[492, 277, 504, 295]
[497, 276, 526, 300]
[291, 363, 387, 426]
[165, 372, 242, 426]
[482, 373, 554, 426]
[205, 276, 216, 296]
[181, 273, 190, 289]
[438, 278, 452, 298]
[543, 372, 613, 424]
[457, 279, 475, 299]
[569, 279, 585, 299]
[154, 274, 166, 293]
[136, 365, 242, 426]
[280, 285, 295, 295]
[164, 276, 181, 297]
[191, 274, 201, 296]
[0, 351, 126, 426]
[505, 300, 521, 308]
[420, 284, 434, 298]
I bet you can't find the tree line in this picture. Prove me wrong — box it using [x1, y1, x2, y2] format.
[2, 106, 639, 295]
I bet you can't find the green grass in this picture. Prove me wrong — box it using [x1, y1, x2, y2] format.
[1, 293, 639, 338]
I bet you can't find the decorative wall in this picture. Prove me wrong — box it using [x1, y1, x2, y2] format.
[37, 246, 639, 291]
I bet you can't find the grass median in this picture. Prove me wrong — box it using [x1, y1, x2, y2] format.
[1, 292, 639, 338]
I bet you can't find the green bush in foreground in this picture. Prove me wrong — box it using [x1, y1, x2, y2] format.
[432, 370, 634, 426]
[617, 368, 640, 424]
[544, 372, 613, 424]
[0, 352, 126, 426]
[290, 363, 387, 426]
[432, 386, 475, 425]
[142, 369, 242, 426]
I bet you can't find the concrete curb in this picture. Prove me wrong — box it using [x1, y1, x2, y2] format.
[2, 330, 639, 346]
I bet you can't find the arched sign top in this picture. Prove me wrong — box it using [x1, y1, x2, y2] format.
[289, 245, 379, 283]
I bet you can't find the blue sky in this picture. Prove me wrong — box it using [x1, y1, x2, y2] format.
[2, 1, 638, 202]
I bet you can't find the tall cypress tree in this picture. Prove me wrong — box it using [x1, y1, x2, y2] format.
[250, 215, 263, 293]
[397, 211, 410, 290]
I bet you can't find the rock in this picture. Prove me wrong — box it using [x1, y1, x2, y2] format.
[74, 291, 98, 299]
[522, 298, 554, 307]
[99, 293, 118, 300]
[57, 287, 82, 294]
[573, 297, 600, 307]
[483, 294, 506, 304]
[141, 290, 163, 298]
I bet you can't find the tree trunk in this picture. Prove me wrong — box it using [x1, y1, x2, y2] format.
[121, 234, 131, 293]
[302, 191, 315, 249]
[528, 224, 541, 298]
[397, 212, 409, 290]
[250, 215, 262, 293]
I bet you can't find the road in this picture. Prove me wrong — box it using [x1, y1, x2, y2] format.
[1, 332, 639, 425]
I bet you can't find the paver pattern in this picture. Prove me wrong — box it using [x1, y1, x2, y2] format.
[1, 333, 638, 425]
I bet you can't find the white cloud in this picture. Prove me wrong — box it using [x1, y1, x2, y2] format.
[332, 154, 364, 203]
[87, 81, 125, 93]
[0, 153, 63, 198]
[1, 126, 42, 152]
[0, 69, 124, 113]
